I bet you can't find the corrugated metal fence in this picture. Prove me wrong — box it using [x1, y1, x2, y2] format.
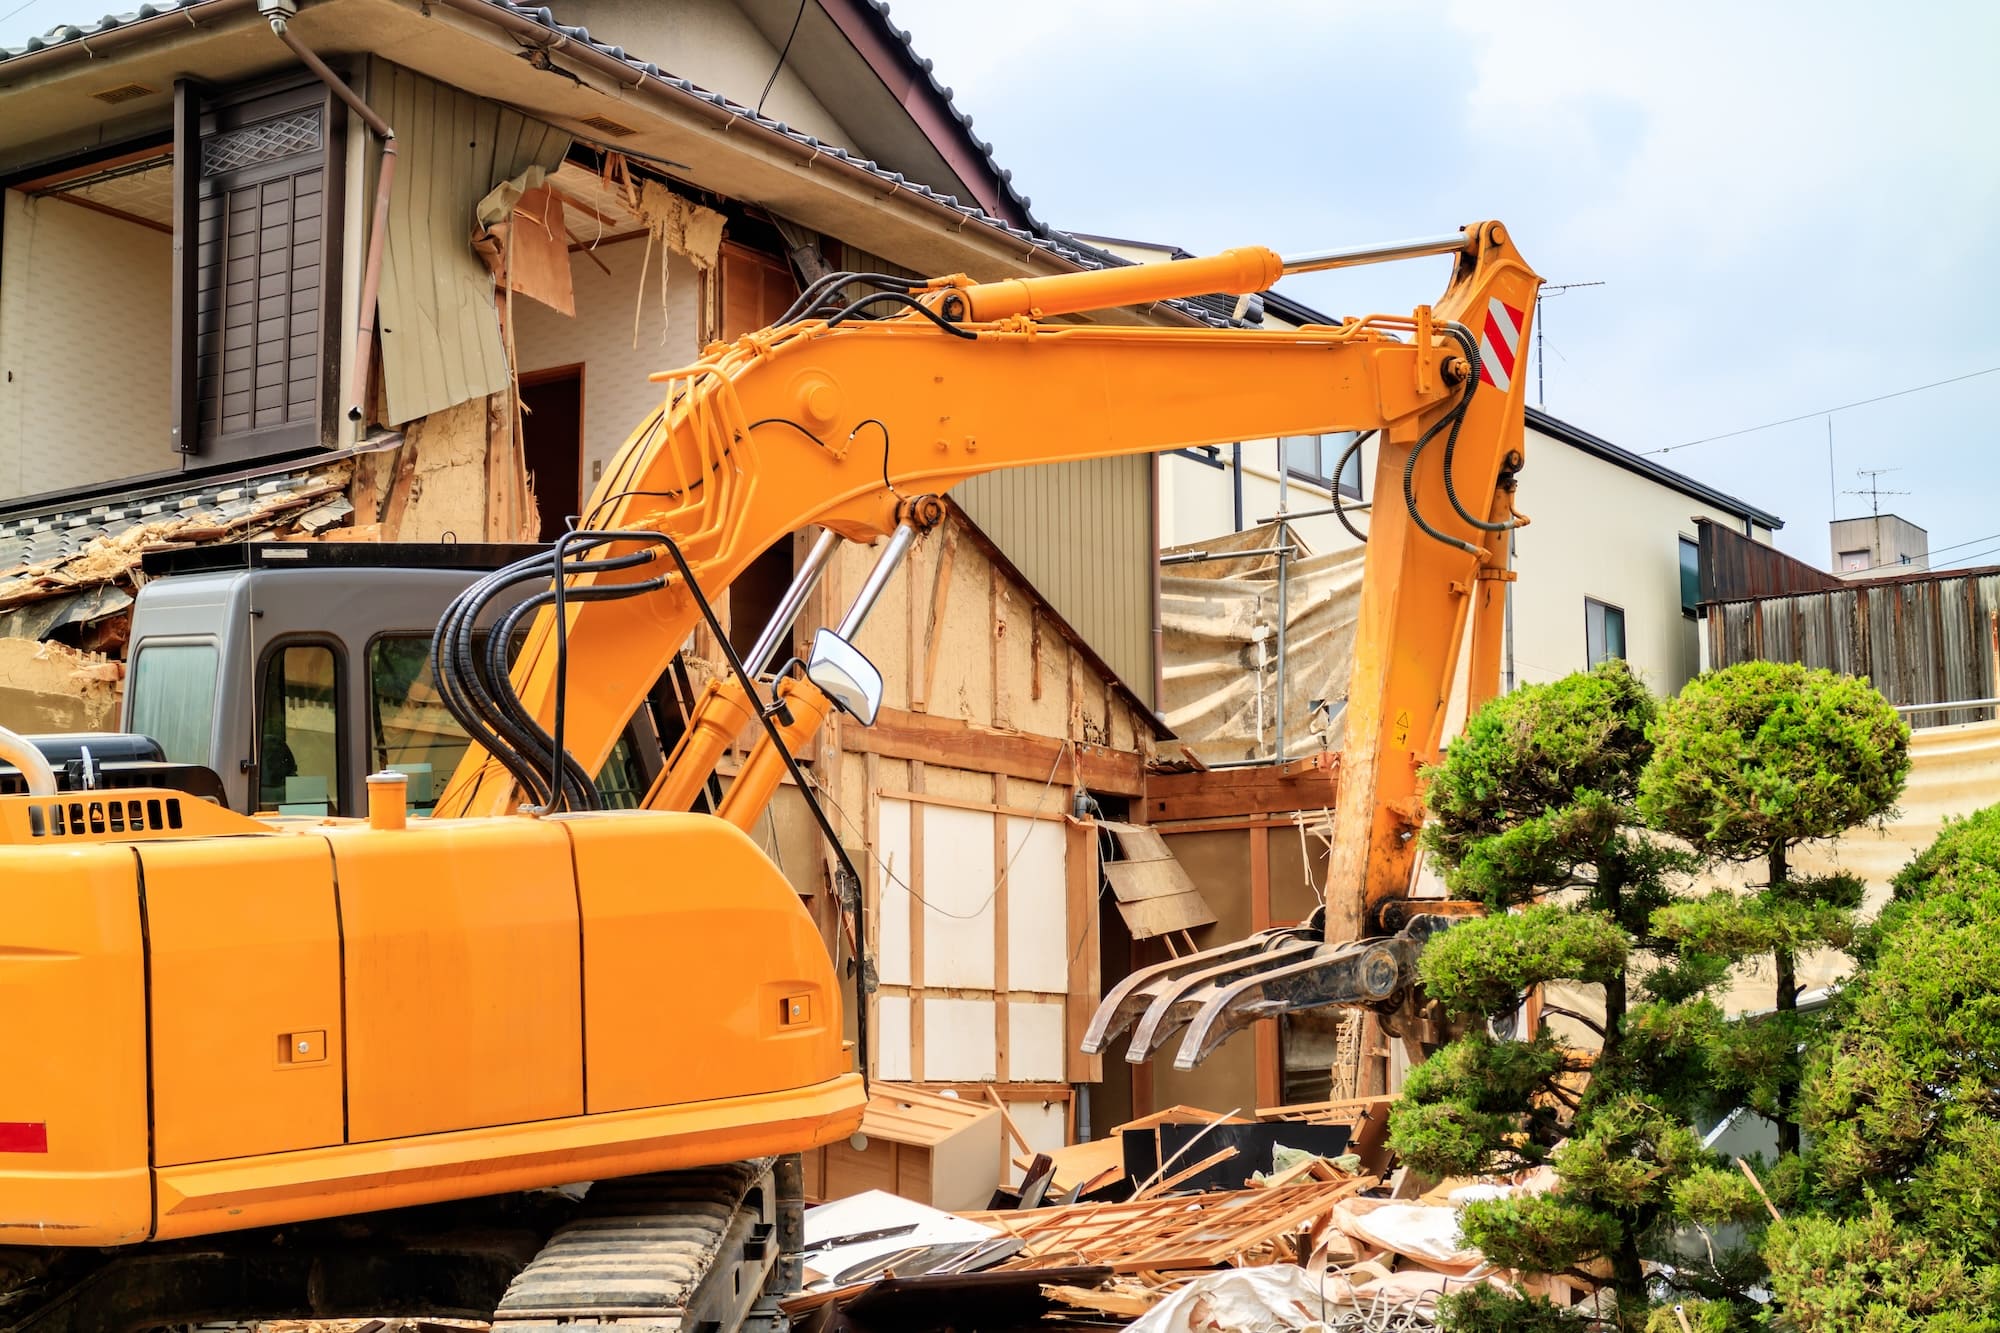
[1706, 569, 2000, 725]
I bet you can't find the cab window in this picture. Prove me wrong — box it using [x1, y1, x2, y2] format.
[129, 642, 220, 767]
[258, 643, 341, 814]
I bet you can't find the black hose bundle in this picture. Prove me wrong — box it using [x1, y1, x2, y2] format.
[429, 533, 665, 813]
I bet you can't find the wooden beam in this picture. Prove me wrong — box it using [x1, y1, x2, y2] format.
[1066, 817, 1103, 1084]
[1144, 758, 1341, 824]
[846, 706, 1144, 797]
[1250, 826, 1279, 1111]
[993, 771, 1010, 1084]
[167, 81, 200, 457]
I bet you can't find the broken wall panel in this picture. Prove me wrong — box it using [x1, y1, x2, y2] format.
[820, 505, 1161, 1125]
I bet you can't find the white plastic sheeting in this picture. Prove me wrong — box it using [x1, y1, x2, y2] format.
[1161, 524, 1364, 766]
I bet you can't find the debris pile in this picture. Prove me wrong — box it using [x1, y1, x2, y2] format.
[785, 1090, 1583, 1332]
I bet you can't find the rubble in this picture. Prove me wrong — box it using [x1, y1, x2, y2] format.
[775, 1097, 1586, 1331]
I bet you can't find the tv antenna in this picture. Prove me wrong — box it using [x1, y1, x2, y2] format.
[1535, 281, 1605, 407]
[1842, 467, 1909, 518]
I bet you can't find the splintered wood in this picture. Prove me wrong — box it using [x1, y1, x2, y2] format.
[963, 1175, 1375, 1271]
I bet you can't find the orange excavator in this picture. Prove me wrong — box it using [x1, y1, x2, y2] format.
[0, 221, 1536, 1328]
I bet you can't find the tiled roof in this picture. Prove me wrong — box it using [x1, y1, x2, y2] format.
[0, 0, 199, 58]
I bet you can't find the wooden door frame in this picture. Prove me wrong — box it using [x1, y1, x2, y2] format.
[519, 361, 587, 524]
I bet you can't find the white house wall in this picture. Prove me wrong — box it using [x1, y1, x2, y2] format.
[512, 238, 702, 492]
[0, 192, 172, 500]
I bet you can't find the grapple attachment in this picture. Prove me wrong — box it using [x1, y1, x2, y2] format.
[1082, 910, 1463, 1071]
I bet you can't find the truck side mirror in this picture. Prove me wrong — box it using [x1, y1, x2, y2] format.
[806, 628, 884, 726]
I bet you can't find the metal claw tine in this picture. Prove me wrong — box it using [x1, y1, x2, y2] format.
[1080, 926, 1313, 1054]
[1122, 936, 1326, 1062]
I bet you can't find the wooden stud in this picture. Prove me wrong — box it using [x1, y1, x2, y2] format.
[1065, 816, 1103, 1085]
[862, 751, 882, 1079]
[993, 771, 1011, 1085]
[992, 576, 1011, 729]
[1030, 608, 1045, 702]
[917, 526, 960, 714]
[908, 759, 926, 1083]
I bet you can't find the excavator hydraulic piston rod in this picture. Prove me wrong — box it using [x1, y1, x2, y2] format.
[953, 246, 1285, 322]
[1280, 230, 1476, 275]
[744, 529, 842, 677]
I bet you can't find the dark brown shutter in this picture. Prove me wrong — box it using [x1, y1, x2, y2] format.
[183, 77, 343, 462]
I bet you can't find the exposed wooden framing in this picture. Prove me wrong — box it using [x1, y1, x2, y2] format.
[993, 771, 1011, 1084]
[914, 525, 960, 713]
[1144, 760, 1341, 824]
[1030, 608, 1045, 701]
[992, 577, 1011, 729]
[908, 759, 926, 1082]
[875, 788, 1067, 823]
[1249, 826, 1280, 1110]
[1066, 817, 1102, 1084]
[844, 707, 1143, 796]
[862, 750, 882, 1077]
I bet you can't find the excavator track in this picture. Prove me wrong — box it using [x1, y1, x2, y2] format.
[0, 1159, 802, 1333]
[493, 1159, 792, 1333]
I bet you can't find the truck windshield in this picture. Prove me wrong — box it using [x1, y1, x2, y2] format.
[129, 642, 219, 766]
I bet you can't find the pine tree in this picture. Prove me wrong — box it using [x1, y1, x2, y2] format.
[1639, 662, 1909, 1156]
[1762, 804, 2000, 1330]
[1391, 661, 1750, 1329]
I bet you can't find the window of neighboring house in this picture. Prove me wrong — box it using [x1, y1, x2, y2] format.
[1586, 598, 1627, 668]
[1679, 536, 1701, 616]
[258, 641, 341, 814]
[1280, 433, 1363, 499]
[1839, 548, 1871, 573]
[129, 641, 219, 767]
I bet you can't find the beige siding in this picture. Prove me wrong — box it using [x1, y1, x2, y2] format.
[368, 60, 569, 426]
[0, 190, 172, 499]
[954, 456, 1156, 704]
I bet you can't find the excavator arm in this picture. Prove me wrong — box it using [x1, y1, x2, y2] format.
[433, 221, 1538, 1064]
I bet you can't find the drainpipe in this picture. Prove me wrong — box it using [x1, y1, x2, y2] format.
[260, 0, 396, 429]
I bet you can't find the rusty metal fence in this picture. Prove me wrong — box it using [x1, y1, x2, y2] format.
[1704, 568, 2000, 726]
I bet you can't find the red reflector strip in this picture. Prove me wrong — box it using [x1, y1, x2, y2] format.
[0, 1122, 48, 1153]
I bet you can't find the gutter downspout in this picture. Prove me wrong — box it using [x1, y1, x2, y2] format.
[263, 3, 395, 430]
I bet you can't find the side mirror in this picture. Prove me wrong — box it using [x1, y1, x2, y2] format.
[806, 628, 884, 726]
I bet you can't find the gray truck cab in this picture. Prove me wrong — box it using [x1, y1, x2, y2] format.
[120, 543, 657, 816]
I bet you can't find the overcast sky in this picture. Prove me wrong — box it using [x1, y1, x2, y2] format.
[882, 1, 2000, 569]
[5, 2, 1994, 567]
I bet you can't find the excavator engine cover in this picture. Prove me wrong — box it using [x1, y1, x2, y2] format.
[0, 790, 862, 1246]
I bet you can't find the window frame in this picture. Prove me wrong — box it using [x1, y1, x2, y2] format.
[1278, 433, 1363, 500]
[255, 633, 347, 816]
[1678, 535, 1701, 618]
[1585, 597, 1627, 669]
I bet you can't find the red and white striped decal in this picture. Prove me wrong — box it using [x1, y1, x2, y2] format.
[1478, 298, 1525, 393]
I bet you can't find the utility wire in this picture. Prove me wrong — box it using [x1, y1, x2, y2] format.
[755, 0, 809, 115]
[1853, 527, 2000, 574]
[1641, 365, 2000, 457]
